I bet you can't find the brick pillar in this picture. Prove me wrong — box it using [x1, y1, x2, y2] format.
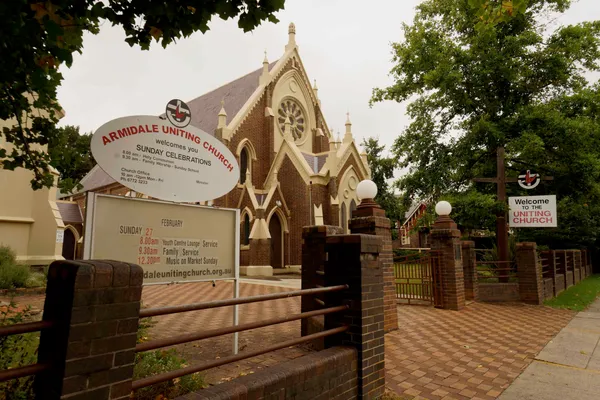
[574, 250, 582, 283]
[516, 243, 544, 305]
[556, 251, 568, 290]
[323, 234, 385, 400]
[301, 225, 343, 343]
[349, 198, 398, 333]
[429, 214, 465, 311]
[549, 250, 558, 297]
[246, 238, 272, 276]
[35, 260, 143, 400]
[461, 241, 479, 301]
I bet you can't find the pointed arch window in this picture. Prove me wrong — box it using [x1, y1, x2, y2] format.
[243, 213, 251, 245]
[350, 199, 357, 221]
[240, 147, 249, 184]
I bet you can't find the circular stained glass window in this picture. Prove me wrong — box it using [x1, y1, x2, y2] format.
[278, 99, 306, 141]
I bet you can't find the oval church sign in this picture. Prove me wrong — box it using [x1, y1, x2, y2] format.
[91, 104, 239, 203]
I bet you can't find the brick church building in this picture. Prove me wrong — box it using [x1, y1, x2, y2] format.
[62, 23, 371, 276]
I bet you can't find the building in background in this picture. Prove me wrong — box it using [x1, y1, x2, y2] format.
[63, 24, 371, 276]
[0, 97, 66, 265]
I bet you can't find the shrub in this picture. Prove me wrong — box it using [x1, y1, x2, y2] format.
[0, 246, 45, 290]
[0, 303, 39, 400]
[133, 306, 205, 399]
[133, 350, 205, 400]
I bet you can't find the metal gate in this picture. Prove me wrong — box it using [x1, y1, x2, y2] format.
[393, 251, 443, 307]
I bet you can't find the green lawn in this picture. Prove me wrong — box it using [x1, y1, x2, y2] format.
[545, 275, 600, 311]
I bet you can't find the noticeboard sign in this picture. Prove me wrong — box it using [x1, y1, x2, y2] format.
[508, 195, 557, 228]
[83, 194, 239, 284]
[90, 102, 239, 203]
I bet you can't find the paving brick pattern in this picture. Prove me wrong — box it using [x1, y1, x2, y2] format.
[141, 281, 308, 384]
[1, 281, 309, 386]
[385, 303, 575, 400]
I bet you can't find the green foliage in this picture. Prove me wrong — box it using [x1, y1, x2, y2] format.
[134, 308, 205, 399]
[441, 191, 505, 235]
[362, 137, 404, 222]
[0, 304, 39, 400]
[0, 1, 285, 190]
[48, 125, 95, 194]
[470, 0, 530, 30]
[545, 275, 600, 311]
[371, 0, 600, 251]
[134, 350, 205, 400]
[0, 246, 32, 290]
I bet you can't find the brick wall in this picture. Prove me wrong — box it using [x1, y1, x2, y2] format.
[35, 260, 143, 400]
[566, 271, 574, 288]
[429, 218, 466, 311]
[555, 274, 565, 294]
[543, 278, 554, 301]
[516, 243, 543, 305]
[176, 347, 357, 400]
[349, 216, 398, 333]
[478, 283, 520, 302]
[279, 155, 310, 265]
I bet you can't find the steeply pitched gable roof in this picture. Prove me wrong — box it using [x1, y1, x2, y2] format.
[186, 61, 277, 134]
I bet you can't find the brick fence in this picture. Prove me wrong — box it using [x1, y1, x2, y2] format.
[22, 231, 386, 399]
[475, 246, 593, 303]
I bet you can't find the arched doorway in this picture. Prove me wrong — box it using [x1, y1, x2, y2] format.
[269, 213, 283, 269]
[62, 228, 76, 260]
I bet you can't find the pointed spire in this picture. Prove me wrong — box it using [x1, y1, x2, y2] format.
[286, 22, 297, 51]
[273, 168, 279, 183]
[245, 167, 251, 183]
[259, 50, 270, 85]
[313, 79, 320, 106]
[217, 99, 227, 128]
[343, 112, 353, 144]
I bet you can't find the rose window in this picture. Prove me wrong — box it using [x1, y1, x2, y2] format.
[278, 99, 306, 141]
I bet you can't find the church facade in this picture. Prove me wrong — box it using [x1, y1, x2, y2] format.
[64, 23, 371, 275]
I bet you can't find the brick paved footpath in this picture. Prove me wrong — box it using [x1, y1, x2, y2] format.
[386, 303, 575, 400]
[2, 283, 575, 397]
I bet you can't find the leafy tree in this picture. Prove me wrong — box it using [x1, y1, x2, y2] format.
[0, 0, 285, 189]
[371, 0, 600, 249]
[47, 125, 95, 194]
[362, 137, 404, 223]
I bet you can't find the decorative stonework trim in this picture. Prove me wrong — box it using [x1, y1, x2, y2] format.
[267, 207, 290, 233]
[236, 138, 258, 160]
[336, 142, 370, 180]
[249, 218, 270, 240]
[0, 216, 35, 224]
[241, 206, 255, 222]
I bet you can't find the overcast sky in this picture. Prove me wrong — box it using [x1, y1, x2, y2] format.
[57, 0, 600, 155]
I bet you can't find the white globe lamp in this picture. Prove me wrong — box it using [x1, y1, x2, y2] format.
[356, 180, 378, 200]
[435, 201, 452, 216]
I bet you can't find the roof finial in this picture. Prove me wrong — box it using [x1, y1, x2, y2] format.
[217, 98, 227, 128]
[260, 50, 270, 85]
[344, 112, 353, 144]
[313, 79, 320, 105]
[286, 22, 297, 51]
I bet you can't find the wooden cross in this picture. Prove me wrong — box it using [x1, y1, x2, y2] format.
[472, 147, 553, 275]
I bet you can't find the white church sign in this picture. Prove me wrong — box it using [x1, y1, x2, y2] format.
[509, 195, 557, 228]
[90, 100, 239, 203]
